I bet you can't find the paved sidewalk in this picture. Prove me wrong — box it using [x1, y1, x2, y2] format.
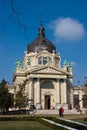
[42, 118, 77, 130]
[60, 118, 87, 127]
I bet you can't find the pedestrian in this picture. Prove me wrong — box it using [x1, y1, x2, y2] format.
[61, 106, 64, 117]
[59, 106, 64, 117]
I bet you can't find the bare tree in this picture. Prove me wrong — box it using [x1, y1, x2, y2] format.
[0, 0, 28, 38]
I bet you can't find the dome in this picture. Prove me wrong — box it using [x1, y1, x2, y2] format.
[27, 23, 56, 53]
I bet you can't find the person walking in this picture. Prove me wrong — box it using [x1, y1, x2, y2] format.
[61, 106, 64, 117]
[59, 106, 64, 117]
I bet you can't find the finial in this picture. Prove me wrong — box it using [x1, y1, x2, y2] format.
[38, 14, 45, 37]
[53, 50, 55, 54]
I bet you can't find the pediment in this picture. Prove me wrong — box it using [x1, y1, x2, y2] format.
[29, 66, 68, 75]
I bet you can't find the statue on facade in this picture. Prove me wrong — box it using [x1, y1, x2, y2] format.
[15, 59, 23, 68]
[63, 60, 68, 66]
[67, 61, 72, 68]
[63, 60, 72, 68]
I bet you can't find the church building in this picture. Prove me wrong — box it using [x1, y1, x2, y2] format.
[13, 23, 84, 110]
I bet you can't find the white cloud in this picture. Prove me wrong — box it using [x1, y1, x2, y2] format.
[71, 61, 77, 67]
[63, 60, 77, 67]
[48, 17, 85, 41]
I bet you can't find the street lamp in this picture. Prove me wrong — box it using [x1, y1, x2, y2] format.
[78, 87, 80, 110]
[78, 85, 81, 111]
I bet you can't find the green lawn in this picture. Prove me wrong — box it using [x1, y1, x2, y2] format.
[0, 121, 52, 130]
[72, 118, 87, 124]
[0, 114, 87, 130]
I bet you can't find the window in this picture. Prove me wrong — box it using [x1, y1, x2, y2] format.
[38, 56, 52, 65]
[83, 95, 87, 108]
[73, 95, 79, 108]
[38, 57, 42, 64]
[41, 81, 54, 89]
[43, 57, 47, 64]
[27, 56, 31, 65]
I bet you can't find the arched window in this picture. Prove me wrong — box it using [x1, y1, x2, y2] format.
[41, 81, 54, 89]
[38, 57, 42, 64]
[27, 56, 31, 65]
[38, 56, 52, 65]
[43, 57, 47, 64]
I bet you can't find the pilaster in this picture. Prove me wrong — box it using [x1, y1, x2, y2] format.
[55, 79, 61, 109]
[36, 78, 41, 109]
[56, 79, 60, 103]
[63, 79, 67, 103]
[61, 79, 68, 109]
[29, 78, 33, 105]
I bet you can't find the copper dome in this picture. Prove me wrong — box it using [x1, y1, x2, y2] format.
[27, 23, 56, 53]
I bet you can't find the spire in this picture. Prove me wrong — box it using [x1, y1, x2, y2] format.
[38, 15, 45, 37]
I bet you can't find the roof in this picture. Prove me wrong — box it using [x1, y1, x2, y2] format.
[27, 22, 56, 53]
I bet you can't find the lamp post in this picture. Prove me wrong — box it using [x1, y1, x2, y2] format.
[78, 80, 80, 110]
[78, 86, 82, 112]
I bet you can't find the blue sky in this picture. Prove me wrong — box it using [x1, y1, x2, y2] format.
[0, 0, 87, 85]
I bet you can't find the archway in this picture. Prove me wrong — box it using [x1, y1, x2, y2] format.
[41, 80, 54, 109]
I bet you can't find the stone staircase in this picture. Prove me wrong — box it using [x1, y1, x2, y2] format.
[34, 109, 81, 115]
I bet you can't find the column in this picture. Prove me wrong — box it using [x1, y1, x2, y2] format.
[63, 79, 67, 103]
[59, 80, 61, 104]
[29, 78, 33, 106]
[56, 79, 61, 109]
[61, 79, 68, 109]
[36, 78, 41, 109]
[70, 89, 74, 109]
[79, 88, 82, 109]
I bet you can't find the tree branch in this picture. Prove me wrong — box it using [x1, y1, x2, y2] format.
[0, 0, 28, 39]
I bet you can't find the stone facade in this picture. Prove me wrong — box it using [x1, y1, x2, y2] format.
[11, 23, 85, 110]
[13, 51, 73, 109]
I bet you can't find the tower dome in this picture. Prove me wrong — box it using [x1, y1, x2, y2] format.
[27, 22, 56, 53]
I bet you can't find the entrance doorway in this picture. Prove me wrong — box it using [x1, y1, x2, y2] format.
[73, 95, 79, 108]
[45, 95, 50, 109]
